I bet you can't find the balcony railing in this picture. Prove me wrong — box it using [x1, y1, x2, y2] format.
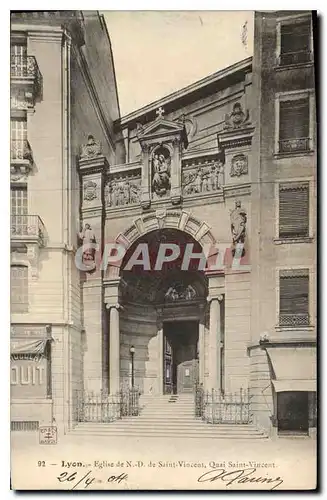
[11, 139, 33, 163]
[279, 50, 312, 66]
[11, 215, 45, 247]
[279, 313, 310, 327]
[10, 55, 42, 98]
[278, 137, 311, 154]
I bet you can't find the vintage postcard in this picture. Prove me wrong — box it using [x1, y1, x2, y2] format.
[10, 10, 317, 490]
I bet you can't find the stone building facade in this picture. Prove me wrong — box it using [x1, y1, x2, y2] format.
[10, 10, 316, 438]
[10, 11, 123, 432]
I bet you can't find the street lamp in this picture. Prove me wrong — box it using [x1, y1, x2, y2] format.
[130, 345, 135, 389]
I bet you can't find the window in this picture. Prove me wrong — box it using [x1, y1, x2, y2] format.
[11, 118, 29, 161]
[11, 43, 27, 78]
[11, 186, 28, 236]
[11, 265, 28, 313]
[280, 19, 312, 66]
[279, 182, 309, 239]
[279, 98, 310, 153]
[279, 269, 309, 326]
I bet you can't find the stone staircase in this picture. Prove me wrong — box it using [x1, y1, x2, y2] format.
[71, 394, 267, 439]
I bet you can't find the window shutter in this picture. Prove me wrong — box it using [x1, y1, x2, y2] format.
[279, 269, 309, 326]
[279, 99, 309, 140]
[281, 20, 311, 54]
[279, 182, 309, 238]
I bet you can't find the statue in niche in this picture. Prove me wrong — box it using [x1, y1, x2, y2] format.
[224, 102, 250, 130]
[230, 200, 247, 248]
[151, 148, 171, 197]
[78, 223, 97, 270]
[80, 134, 102, 159]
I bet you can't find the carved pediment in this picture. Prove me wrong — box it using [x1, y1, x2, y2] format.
[137, 117, 188, 148]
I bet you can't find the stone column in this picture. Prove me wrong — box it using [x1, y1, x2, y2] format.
[157, 320, 164, 395]
[104, 279, 121, 394]
[207, 295, 223, 390]
[107, 304, 120, 394]
[170, 138, 182, 205]
[140, 143, 151, 209]
[198, 304, 206, 385]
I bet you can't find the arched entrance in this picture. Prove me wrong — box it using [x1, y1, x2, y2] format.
[104, 212, 224, 396]
[118, 228, 208, 395]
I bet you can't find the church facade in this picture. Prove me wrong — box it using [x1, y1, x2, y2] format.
[10, 11, 316, 439]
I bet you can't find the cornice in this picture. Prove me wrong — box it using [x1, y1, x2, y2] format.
[118, 57, 253, 127]
[223, 182, 251, 198]
[247, 339, 316, 354]
[11, 24, 64, 42]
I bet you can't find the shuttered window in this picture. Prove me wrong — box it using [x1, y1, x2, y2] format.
[279, 99, 309, 141]
[279, 269, 309, 326]
[11, 265, 28, 313]
[281, 20, 311, 52]
[279, 182, 309, 238]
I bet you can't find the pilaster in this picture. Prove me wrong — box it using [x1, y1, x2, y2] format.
[77, 140, 108, 392]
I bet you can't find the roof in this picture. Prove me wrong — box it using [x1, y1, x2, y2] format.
[117, 56, 252, 128]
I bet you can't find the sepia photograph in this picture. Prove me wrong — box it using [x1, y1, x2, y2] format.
[9, 8, 317, 491]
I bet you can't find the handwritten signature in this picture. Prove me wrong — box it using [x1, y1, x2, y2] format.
[197, 468, 284, 490]
[57, 470, 128, 490]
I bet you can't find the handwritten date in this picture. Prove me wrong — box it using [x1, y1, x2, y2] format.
[57, 470, 128, 490]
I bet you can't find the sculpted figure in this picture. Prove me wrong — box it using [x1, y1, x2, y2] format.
[230, 200, 247, 245]
[80, 134, 102, 158]
[123, 180, 130, 205]
[224, 102, 250, 130]
[194, 169, 203, 193]
[111, 181, 118, 206]
[129, 182, 140, 204]
[79, 223, 96, 268]
[152, 152, 171, 196]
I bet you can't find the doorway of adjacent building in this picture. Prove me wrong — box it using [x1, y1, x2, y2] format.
[163, 321, 199, 394]
[277, 391, 309, 434]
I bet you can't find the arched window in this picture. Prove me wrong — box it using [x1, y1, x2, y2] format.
[11, 265, 28, 313]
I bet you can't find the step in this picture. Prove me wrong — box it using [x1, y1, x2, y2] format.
[71, 430, 267, 439]
[72, 424, 264, 432]
[75, 422, 261, 430]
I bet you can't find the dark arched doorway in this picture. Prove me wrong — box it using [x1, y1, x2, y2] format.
[119, 228, 208, 395]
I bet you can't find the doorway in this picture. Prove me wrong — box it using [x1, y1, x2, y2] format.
[163, 321, 199, 394]
[277, 391, 309, 434]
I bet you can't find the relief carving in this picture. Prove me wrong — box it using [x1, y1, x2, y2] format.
[83, 180, 98, 201]
[230, 153, 248, 177]
[80, 134, 102, 159]
[105, 174, 141, 208]
[182, 160, 224, 196]
[224, 102, 250, 130]
[165, 284, 197, 301]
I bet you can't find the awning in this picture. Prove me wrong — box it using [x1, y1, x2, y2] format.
[10, 339, 50, 355]
[266, 347, 316, 393]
